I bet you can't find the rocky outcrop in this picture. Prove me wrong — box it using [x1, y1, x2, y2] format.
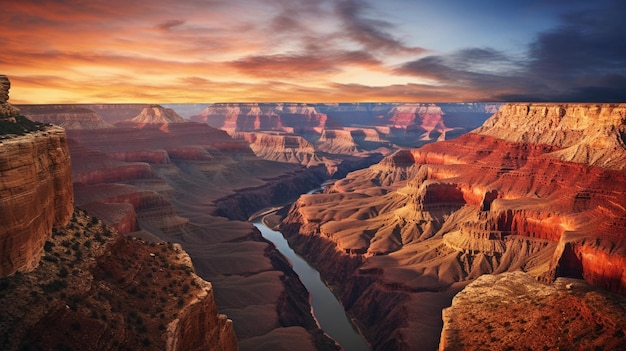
[280, 102, 626, 349]
[0, 210, 238, 351]
[0, 76, 74, 278]
[17, 105, 114, 129]
[192, 103, 329, 135]
[439, 271, 626, 350]
[63, 120, 338, 350]
[238, 132, 326, 168]
[126, 105, 186, 124]
[475, 103, 626, 170]
[0, 75, 20, 121]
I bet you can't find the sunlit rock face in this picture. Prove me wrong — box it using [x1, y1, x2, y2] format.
[439, 272, 626, 351]
[125, 105, 186, 124]
[63, 119, 338, 350]
[191, 103, 327, 135]
[280, 102, 626, 350]
[0, 76, 73, 278]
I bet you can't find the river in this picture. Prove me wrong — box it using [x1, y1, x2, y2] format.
[252, 219, 370, 351]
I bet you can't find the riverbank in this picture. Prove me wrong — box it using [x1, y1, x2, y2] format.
[252, 216, 370, 351]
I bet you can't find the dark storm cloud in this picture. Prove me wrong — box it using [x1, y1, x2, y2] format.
[398, 0, 626, 102]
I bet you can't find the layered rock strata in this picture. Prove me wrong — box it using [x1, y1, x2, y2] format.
[0, 76, 74, 277]
[17, 105, 114, 129]
[65, 121, 339, 350]
[280, 103, 626, 350]
[0, 210, 238, 351]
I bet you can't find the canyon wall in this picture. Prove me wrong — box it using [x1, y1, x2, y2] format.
[1, 76, 238, 350]
[0, 76, 74, 277]
[280, 102, 626, 350]
[0, 209, 238, 350]
[63, 117, 340, 350]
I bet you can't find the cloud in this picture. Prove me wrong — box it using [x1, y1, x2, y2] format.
[334, 0, 426, 55]
[156, 19, 185, 32]
[229, 50, 381, 78]
[395, 0, 626, 102]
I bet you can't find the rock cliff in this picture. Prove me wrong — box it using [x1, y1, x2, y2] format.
[191, 103, 326, 134]
[0, 77, 74, 278]
[0, 210, 238, 350]
[280, 102, 626, 349]
[63, 120, 339, 349]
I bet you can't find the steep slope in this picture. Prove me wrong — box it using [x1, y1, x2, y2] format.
[65, 122, 338, 350]
[280, 103, 626, 350]
[0, 209, 238, 351]
[0, 76, 74, 277]
[191, 103, 326, 135]
[1, 75, 238, 351]
[126, 105, 186, 124]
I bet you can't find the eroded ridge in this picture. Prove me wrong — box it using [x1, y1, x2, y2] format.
[280, 103, 626, 350]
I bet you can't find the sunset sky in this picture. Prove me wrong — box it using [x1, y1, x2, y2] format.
[2, 0, 625, 103]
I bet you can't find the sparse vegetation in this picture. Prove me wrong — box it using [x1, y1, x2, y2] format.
[0, 115, 49, 136]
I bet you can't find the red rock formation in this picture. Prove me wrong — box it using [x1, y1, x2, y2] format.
[0, 210, 238, 351]
[123, 105, 186, 125]
[280, 102, 626, 349]
[191, 103, 328, 135]
[17, 105, 114, 129]
[0, 77, 74, 277]
[439, 272, 626, 351]
[0, 127, 74, 277]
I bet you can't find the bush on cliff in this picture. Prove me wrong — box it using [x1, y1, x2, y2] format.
[0, 115, 49, 136]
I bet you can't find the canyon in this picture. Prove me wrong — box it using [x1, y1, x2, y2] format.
[0, 76, 237, 350]
[3, 72, 625, 351]
[279, 103, 626, 350]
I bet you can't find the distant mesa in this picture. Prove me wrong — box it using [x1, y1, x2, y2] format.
[128, 105, 186, 124]
[17, 105, 114, 129]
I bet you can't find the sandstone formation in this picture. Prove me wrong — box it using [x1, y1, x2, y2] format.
[0, 209, 238, 350]
[17, 105, 114, 129]
[280, 103, 626, 350]
[64, 121, 340, 349]
[439, 271, 626, 350]
[126, 105, 186, 124]
[0, 76, 74, 278]
[0, 75, 20, 121]
[191, 103, 327, 135]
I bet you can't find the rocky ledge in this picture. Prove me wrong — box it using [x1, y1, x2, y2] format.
[439, 271, 626, 350]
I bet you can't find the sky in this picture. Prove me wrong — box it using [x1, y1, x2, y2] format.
[1, 0, 625, 103]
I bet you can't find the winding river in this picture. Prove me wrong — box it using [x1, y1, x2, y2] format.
[252, 219, 370, 351]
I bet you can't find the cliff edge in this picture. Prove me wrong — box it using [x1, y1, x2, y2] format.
[0, 75, 74, 277]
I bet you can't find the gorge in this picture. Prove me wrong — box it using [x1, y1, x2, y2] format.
[2, 72, 625, 351]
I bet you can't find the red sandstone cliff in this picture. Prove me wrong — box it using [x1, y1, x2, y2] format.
[280, 102, 626, 350]
[0, 76, 74, 277]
